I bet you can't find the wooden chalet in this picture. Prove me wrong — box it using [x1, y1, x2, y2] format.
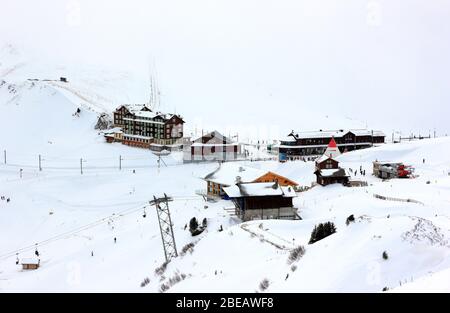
[202, 163, 298, 199]
[21, 258, 40, 270]
[223, 182, 298, 221]
[183, 131, 241, 163]
[314, 138, 350, 186]
[278, 129, 385, 161]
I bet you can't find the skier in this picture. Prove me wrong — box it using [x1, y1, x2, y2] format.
[114, 237, 117, 244]
[6, 198, 10, 203]
[16, 253, 19, 265]
[35, 249, 39, 257]
[91, 251, 94, 257]
[423, 158, 425, 164]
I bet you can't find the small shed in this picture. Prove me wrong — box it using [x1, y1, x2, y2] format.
[21, 258, 40, 270]
[315, 168, 350, 186]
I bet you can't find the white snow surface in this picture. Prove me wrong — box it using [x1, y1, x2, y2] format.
[1, 46, 450, 292]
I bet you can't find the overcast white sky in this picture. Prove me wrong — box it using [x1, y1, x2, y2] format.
[1, 0, 450, 138]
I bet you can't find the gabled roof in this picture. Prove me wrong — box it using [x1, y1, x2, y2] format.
[315, 154, 334, 164]
[193, 130, 235, 145]
[256, 171, 299, 186]
[223, 182, 296, 198]
[328, 137, 337, 148]
[203, 163, 267, 186]
[323, 137, 341, 158]
[118, 104, 152, 114]
[316, 168, 349, 178]
[156, 113, 185, 123]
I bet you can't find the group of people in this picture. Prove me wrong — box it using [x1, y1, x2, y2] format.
[349, 166, 366, 176]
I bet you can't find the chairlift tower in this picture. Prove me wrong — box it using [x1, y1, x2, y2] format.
[150, 194, 178, 262]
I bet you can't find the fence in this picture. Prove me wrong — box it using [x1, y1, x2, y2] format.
[373, 193, 424, 205]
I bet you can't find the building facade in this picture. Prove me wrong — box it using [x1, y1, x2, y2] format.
[183, 131, 242, 163]
[202, 163, 298, 199]
[107, 104, 184, 149]
[278, 129, 385, 161]
[314, 139, 350, 186]
[223, 182, 299, 221]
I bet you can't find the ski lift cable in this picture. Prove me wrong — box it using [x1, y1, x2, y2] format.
[0, 194, 204, 261]
[0, 202, 151, 261]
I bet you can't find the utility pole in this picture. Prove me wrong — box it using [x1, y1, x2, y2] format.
[80, 158, 83, 175]
[3, 150, 6, 164]
[150, 194, 178, 262]
[119, 155, 122, 170]
[39, 155, 42, 171]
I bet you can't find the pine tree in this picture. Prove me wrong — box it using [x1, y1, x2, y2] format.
[308, 225, 317, 244]
[309, 222, 337, 244]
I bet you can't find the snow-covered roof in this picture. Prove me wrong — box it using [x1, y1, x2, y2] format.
[318, 168, 349, 177]
[223, 182, 296, 198]
[203, 163, 267, 186]
[316, 154, 333, 164]
[134, 111, 158, 119]
[123, 134, 153, 140]
[281, 135, 297, 142]
[192, 130, 235, 144]
[191, 143, 239, 147]
[103, 127, 123, 135]
[21, 258, 39, 265]
[291, 129, 385, 139]
[121, 104, 151, 114]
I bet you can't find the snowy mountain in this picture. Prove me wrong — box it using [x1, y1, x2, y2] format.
[1, 36, 450, 293]
[1, 60, 449, 292]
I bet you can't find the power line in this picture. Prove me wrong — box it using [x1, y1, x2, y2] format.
[0, 195, 203, 262]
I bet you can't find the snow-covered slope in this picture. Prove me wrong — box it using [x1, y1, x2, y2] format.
[1, 43, 449, 293]
[0, 43, 149, 114]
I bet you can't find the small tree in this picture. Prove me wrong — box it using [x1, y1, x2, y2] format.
[259, 278, 270, 291]
[287, 246, 305, 264]
[346, 214, 355, 226]
[309, 222, 337, 244]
